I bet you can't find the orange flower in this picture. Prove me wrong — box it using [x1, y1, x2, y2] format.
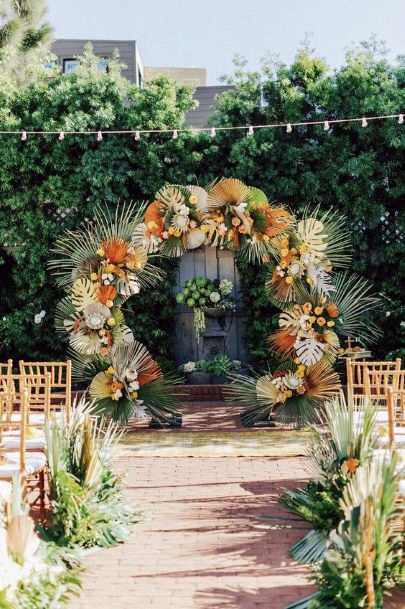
[100, 347, 109, 356]
[232, 217, 241, 226]
[144, 201, 164, 236]
[238, 225, 248, 234]
[317, 317, 326, 326]
[302, 302, 312, 313]
[97, 284, 118, 305]
[345, 457, 359, 474]
[262, 254, 270, 263]
[326, 303, 339, 318]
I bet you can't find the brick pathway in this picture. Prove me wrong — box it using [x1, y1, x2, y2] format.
[69, 401, 405, 609]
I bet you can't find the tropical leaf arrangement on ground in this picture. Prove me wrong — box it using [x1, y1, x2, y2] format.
[50, 202, 182, 424]
[277, 393, 405, 609]
[43, 398, 140, 548]
[0, 477, 81, 609]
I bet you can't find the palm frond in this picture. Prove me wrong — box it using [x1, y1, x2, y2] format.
[55, 297, 80, 337]
[330, 272, 382, 344]
[276, 395, 320, 428]
[207, 177, 251, 207]
[224, 371, 264, 409]
[299, 205, 352, 268]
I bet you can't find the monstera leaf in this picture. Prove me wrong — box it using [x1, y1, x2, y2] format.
[279, 305, 307, 335]
[71, 278, 97, 312]
[297, 218, 328, 257]
[294, 332, 326, 366]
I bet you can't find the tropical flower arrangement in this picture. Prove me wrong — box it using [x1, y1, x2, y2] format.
[226, 360, 341, 427]
[137, 178, 292, 264]
[203, 178, 293, 262]
[50, 203, 182, 424]
[268, 273, 380, 367]
[135, 184, 209, 257]
[176, 277, 235, 341]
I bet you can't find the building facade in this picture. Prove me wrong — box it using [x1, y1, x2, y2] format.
[51, 39, 144, 87]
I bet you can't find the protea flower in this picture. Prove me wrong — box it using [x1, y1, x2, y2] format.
[84, 303, 111, 330]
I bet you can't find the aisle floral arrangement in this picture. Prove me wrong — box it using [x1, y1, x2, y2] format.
[44, 399, 138, 548]
[0, 479, 80, 609]
[176, 277, 234, 340]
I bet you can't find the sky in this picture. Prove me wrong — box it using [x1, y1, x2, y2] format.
[47, 0, 404, 84]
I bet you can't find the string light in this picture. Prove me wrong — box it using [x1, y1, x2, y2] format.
[0, 114, 400, 141]
[58, 131, 65, 141]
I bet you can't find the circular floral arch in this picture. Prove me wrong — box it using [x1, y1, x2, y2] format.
[50, 178, 380, 427]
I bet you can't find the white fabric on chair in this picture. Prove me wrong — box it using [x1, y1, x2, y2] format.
[372, 448, 405, 476]
[0, 452, 46, 478]
[399, 479, 405, 496]
[0, 481, 12, 503]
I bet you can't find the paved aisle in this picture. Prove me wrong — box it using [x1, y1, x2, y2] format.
[70, 453, 315, 609]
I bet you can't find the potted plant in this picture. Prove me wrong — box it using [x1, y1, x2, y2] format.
[179, 360, 211, 385]
[176, 277, 235, 341]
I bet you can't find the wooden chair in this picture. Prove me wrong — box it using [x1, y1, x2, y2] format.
[387, 389, 405, 449]
[19, 361, 72, 420]
[0, 373, 52, 424]
[0, 359, 13, 376]
[0, 390, 46, 519]
[346, 358, 401, 411]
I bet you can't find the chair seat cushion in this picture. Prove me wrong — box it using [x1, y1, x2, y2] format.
[372, 449, 405, 475]
[400, 479, 405, 496]
[0, 481, 12, 503]
[2, 435, 45, 450]
[375, 429, 405, 447]
[0, 452, 46, 478]
[10, 411, 62, 425]
[354, 411, 389, 423]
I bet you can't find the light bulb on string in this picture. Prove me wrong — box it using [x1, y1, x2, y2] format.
[324, 121, 330, 131]
[247, 125, 254, 136]
[286, 123, 292, 133]
[361, 117, 368, 128]
[21, 131, 27, 141]
[134, 131, 141, 141]
[398, 114, 404, 124]
[97, 131, 103, 141]
[58, 131, 65, 141]
[172, 130, 178, 139]
[210, 127, 216, 137]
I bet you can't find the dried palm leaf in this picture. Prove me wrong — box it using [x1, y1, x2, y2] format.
[299, 206, 352, 268]
[55, 297, 81, 336]
[305, 361, 341, 402]
[71, 278, 97, 312]
[187, 185, 209, 214]
[268, 327, 297, 359]
[156, 185, 186, 210]
[207, 177, 251, 208]
[186, 227, 205, 250]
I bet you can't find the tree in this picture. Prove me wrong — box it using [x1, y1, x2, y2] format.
[0, 0, 52, 81]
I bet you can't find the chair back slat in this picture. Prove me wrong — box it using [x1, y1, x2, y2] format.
[387, 389, 405, 448]
[0, 390, 27, 475]
[346, 358, 402, 409]
[19, 361, 71, 419]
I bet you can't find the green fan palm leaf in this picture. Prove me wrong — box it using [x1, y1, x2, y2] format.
[329, 272, 382, 344]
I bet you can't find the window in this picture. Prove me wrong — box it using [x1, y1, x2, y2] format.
[63, 59, 79, 74]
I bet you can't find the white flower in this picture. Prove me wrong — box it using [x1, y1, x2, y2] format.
[183, 361, 196, 373]
[103, 280, 111, 286]
[34, 314, 42, 324]
[400, 321, 405, 328]
[219, 279, 233, 295]
[124, 368, 138, 382]
[178, 204, 190, 216]
[209, 291, 221, 304]
[386, 311, 391, 317]
[289, 262, 302, 276]
[129, 380, 140, 391]
[172, 214, 188, 231]
[284, 374, 303, 390]
[113, 389, 123, 401]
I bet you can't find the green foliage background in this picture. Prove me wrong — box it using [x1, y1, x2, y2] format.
[0, 40, 404, 371]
